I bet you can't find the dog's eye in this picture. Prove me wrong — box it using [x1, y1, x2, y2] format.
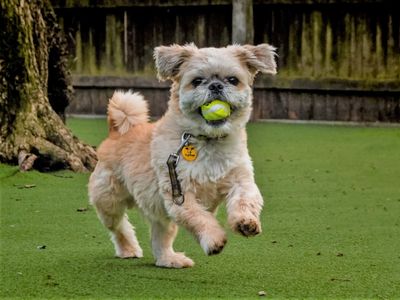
[191, 77, 204, 87]
[227, 77, 239, 86]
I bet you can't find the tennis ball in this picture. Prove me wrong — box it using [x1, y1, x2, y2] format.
[200, 100, 231, 121]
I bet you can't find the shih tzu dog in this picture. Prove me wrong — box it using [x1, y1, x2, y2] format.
[88, 43, 277, 268]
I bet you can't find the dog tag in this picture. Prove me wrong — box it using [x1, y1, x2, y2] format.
[181, 145, 197, 161]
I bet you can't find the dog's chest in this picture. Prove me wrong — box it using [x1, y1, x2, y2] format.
[177, 140, 238, 184]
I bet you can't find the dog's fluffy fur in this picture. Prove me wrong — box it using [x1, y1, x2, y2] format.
[88, 43, 277, 268]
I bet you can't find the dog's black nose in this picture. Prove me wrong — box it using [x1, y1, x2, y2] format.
[208, 82, 224, 92]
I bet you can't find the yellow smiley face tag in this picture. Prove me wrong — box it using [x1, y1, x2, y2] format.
[181, 145, 197, 161]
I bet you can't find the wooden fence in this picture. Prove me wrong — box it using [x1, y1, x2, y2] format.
[52, 0, 400, 122]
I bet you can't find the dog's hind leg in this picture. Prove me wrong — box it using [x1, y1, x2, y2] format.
[151, 220, 194, 268]
[109, 213, 143, 259]
[89, 166, 143, 258]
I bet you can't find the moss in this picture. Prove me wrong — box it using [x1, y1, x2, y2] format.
[375, 23, 385, 79]
[74, 28, 83, 73]
[300, 13, 312, 78]
[100, 14, 124, 75]
[324, 20, 333, 76]
[55, 3, 399, 81]
[87, 28, 97, 74]
[311, 11, 323, 77]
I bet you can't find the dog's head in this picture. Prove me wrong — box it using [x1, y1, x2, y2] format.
[154, 44, 277, 137]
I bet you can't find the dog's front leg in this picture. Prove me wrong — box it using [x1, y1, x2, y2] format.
[225, 165, 263, 237]
[151, 220, 194, 268]
[164, 191, 227, 255]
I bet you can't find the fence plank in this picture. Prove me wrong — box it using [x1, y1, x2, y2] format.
[55, 1, 399, 122]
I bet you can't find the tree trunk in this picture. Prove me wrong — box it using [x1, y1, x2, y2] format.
[0, 0, 96, 172]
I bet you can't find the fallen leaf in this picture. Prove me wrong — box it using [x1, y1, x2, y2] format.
[14, 184, 36, 189]
[24, 184, 36, 188]
[76, 207, 88, 212]
[331, 277, 350, 282]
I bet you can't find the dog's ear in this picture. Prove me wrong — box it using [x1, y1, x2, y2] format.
[154, 43, 198, 81]
[231, 44, 277, 77]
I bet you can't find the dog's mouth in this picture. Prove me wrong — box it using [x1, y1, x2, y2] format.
[198, 100, 233, 127]
[203, 117, 228, 126]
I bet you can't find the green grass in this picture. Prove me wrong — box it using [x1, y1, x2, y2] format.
[1, 118, 400, 299]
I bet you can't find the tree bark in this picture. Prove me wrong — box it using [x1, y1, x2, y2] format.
[0, 0, 96, 172]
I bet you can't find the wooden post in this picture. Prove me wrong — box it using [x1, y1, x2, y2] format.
[232, 0, 254, 44]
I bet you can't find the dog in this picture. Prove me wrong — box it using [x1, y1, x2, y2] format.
[88, 43, 277, 268]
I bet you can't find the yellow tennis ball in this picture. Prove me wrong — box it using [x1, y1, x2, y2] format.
[201, 100, 231, 121]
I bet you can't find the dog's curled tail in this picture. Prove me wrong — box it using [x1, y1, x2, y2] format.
[107, 90, 149, 135]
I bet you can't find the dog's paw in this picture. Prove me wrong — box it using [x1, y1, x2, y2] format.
[235, 218, 261, 237]
[115, 245, 143, 259]
[199, 229, 227, 256]
[155, 252, 194, 268]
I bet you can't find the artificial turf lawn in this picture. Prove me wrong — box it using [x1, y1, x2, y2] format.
[1, 118, 400, 299]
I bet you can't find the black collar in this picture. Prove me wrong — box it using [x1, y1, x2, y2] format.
[190, 134, 229, 142]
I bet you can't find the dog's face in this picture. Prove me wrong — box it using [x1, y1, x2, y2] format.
[154, 44, 277, 137]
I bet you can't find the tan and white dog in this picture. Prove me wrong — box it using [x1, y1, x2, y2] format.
[88, 43, 277, 268]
